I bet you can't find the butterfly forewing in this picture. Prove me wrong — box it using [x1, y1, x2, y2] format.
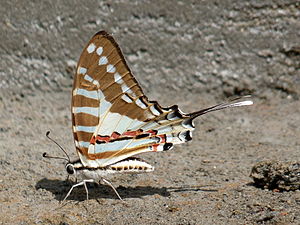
[72, 31, 195, 167]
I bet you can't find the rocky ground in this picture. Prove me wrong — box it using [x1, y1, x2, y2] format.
[1, 0, 300, 224]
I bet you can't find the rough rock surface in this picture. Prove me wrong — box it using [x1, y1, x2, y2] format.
[250, 160, 300, 191]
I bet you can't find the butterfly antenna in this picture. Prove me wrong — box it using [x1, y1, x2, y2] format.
[42, 152, 69, 162]
[44, 131, 71, 162]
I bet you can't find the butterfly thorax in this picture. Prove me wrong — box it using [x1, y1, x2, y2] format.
[66, 157, 154, 181]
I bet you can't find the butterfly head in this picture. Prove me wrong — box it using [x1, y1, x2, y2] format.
[65, 160, 84, 175]
[65, 163, 75, 175]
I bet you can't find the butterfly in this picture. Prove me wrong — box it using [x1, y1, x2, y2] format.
[45, 30, 253, 201]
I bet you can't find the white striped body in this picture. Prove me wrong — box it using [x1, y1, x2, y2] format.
[67, 157, 154, 181]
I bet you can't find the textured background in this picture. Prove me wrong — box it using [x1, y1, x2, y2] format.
[1, 0, 300, 98]
[1, 0, 300, 224]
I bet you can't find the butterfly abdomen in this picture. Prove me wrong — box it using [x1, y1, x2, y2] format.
[75, 157, 154, 180]
[108, 157, 154, 173]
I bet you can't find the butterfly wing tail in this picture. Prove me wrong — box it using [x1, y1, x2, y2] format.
[140, 96, 253, 147]
[85, 97, 252, 166]
[187, 96, 253, 118]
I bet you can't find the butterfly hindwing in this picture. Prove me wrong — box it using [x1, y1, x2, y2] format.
[88, 105, 195, 166]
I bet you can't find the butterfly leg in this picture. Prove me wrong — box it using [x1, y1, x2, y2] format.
[101, 178, 124, 201]
[62, 179, 94, 202]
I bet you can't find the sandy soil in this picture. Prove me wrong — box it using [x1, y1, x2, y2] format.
[1, 89, 300, 225]
[1, 0, 300, 224]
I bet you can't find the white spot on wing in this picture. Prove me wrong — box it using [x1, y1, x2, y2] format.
[114, 72, 123, 84]
[96, 47, 103, 55]
[166, 111, 181, 121]
[121, 83, 130, 93]
[182, 120, 194, 129]
[150, 105, 160, 116]
[88, 144, 95, 154]
[78, 67, 87, 74]
[123, 91, 136, 99]
[121, 95, 133, 103]
[78, 141, 90, 148]
[178, 131, 191, 142]
[107, 64, 116, 73]
[84, 74, 93, 82]
[74, 125, 97, 133]
[166, 134, 173, 142]
[99, 56, 108, 65]
[83, 74, 100, 87]
[156, 145, 164, 151]
[73, 88, 99, 100]
[124, 88, 134, 96]
[98, 89, 105, 99]
[135, 98, 147, 109]
[87, 43, 96, 53]
[73, 107, 99, 117]
[93, 80, 100, 87]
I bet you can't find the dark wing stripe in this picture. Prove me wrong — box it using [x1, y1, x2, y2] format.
[72, 95, 99, 107]
[72, 113, 99, 127]
[75, 131, 94, 142]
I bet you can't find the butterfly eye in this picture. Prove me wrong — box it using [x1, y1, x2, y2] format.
[66, 164, 74, 175]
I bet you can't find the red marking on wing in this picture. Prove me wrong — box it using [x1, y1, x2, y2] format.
[90, 136, 96, 144]
[158, 134, 166, 143]
[122, 129, 143, 137]
[90, 135, 111, 144]
[111, 132, 121, 139]
[152, 144, 159, 152]
[98, 136, 111, 142]
[146, 130, 157, 136]
[90, 129, 161, 146]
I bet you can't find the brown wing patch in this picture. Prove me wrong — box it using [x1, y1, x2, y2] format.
[72, 95, 99, 108]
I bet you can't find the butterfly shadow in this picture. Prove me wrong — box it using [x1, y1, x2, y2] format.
[36, 178, 218, 202]
[36, 178, 171, 201]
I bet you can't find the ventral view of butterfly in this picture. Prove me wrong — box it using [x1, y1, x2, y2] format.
[44, 30, 253, 201]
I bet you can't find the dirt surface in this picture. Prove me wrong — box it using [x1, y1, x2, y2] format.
[1, 0, 300, 224]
